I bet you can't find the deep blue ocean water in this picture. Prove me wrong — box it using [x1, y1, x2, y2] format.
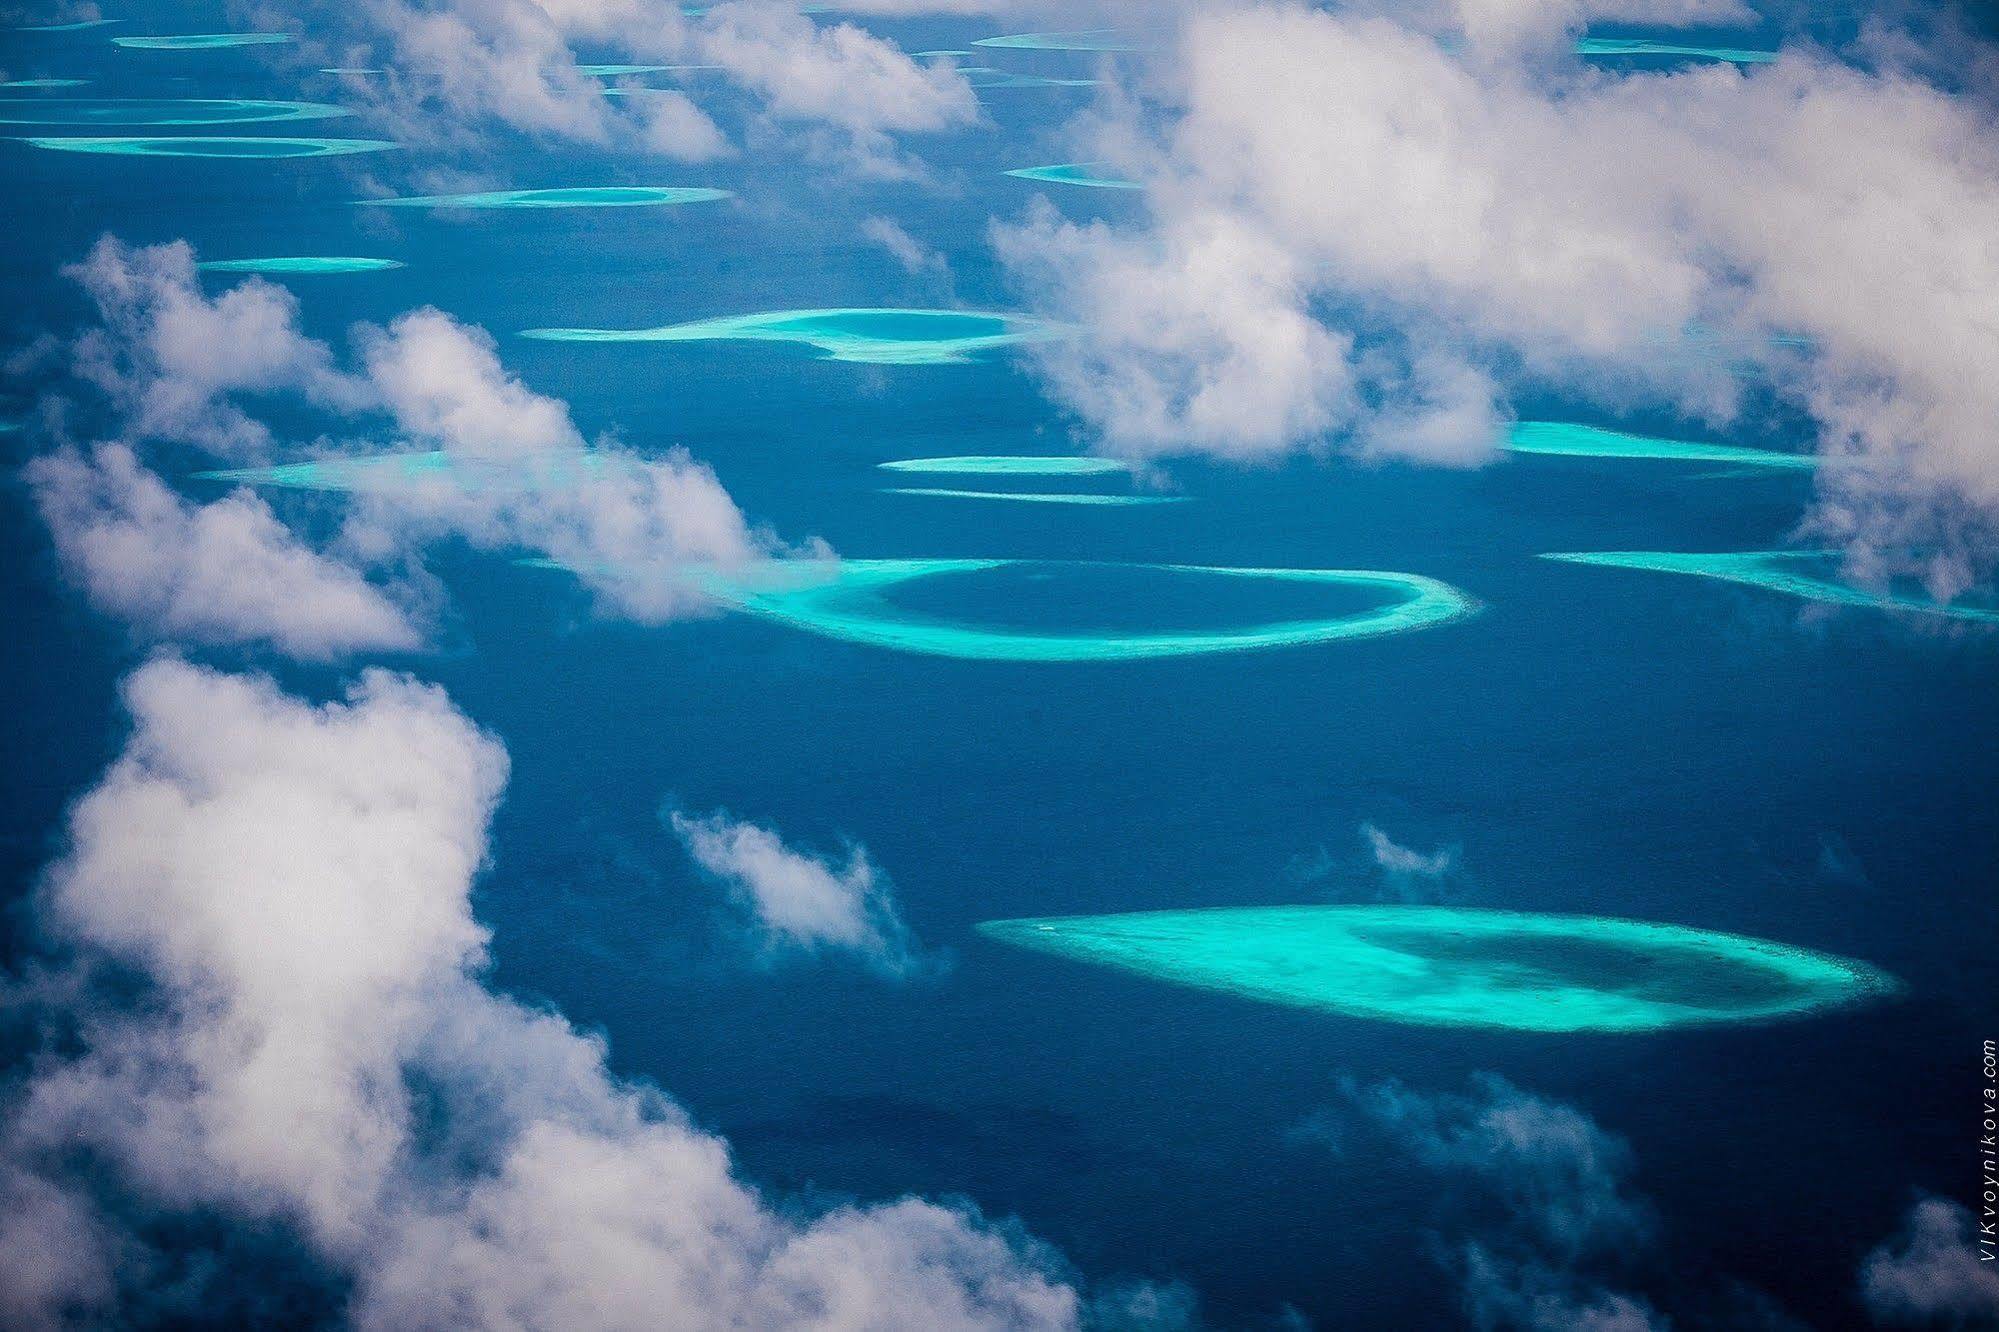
[2, 6, 1995, 1326]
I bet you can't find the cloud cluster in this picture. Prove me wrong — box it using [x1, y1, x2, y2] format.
[1861, 1197, 1999, 1326]
[670, 807, 932, 977]
[33, 237, 775, 652]
[997, 2, 1999, 581]
[1325, 1074, 1665, 1330]
[0, 659, 1083, 1329]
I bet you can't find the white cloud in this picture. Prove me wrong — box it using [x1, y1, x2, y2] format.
[1360, 823, 1460, 900]
[670, 808, 930, 977]
[1860, 1197, 1999, 1326]
[863, 215, 952, 279]
[997, 3, 1999, 575]
[0, 659, 1084, 1328]
[27, 443, 421, 659]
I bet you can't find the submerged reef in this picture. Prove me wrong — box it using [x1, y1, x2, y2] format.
[112, 32, 295, 50]
[974, 30, 1140, 51]
[878, 456, 1130, 476]
[198, 449, 612, 493]
[24, 135, 394, 157]
[361, 185, 727, 209]
[575, 63, 672, 75]
[199, 256, 403, 274]
[1575, 36, 1776, 62]
[1506, 421, 1816, 468]
[523, 557, 1477, 661]
[977, 905, 1899, 1032]
[17, 17, 122, 29]
[0, 97, 349, 125]
[25, 135, 394, 157]
[1543, 550, 1999, 622]
[0, 78, 91, 88]
[1005, 163, 1138, 190]
[884, 488, 1183, 506]
[521, 308, 1069, 365]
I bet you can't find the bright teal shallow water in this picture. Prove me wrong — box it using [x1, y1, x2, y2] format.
[111, 31, 294, 49]
[1005, 162, 1138, 189]
[521, 307, 1070, 364]
[520, 557, 1479, 661]
[878, 456, 1131, 476]
[198, 255, 402, 274]
[976, 906, 1899, 1032]
[1544, 550, 1999, 622]
[884, 488, 1184, 506]
[24, 135, 395, 157]
[1507, 421, 1817, 468]
[15, 16, 122, 29]
[1575, 36, 1777, 61]
[0, 97, 348, 124]
[198, 449, 613, 492]
[360, 185, 728, 208]
[973, 29, 1142, 51]
[0, 79, 92, 89]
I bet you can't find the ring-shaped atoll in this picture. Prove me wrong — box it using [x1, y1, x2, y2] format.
[973, 30, 1141, 51]
[23, 135, 396, 157]
[112, 32, 295, 49]
[1507, 421, 1816, 469]
[199, 256, 403, 275]
[0, 97, 349, 125]
[1005, 162, 1138, 190]
[884, 488, 1184, 506]
[521, 307, 1070, 365]
[1575, 36, 1776, 62]
[1543, 550, 1999, 622]
[360, 185, 728, 209]
[521, 557, 1477, 661]
[878, 456, 1131, 476]
[976, 905, 1900, 1032]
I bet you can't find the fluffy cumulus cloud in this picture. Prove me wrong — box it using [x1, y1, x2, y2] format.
[1360, 822, 1459, 900]
[1860, 1197, 1999, 1326]
[1323, 1074, 1666, 1330]
[997, 1, 1999, 582]
[39, 237, 776, 648]
[0, 659, 1084, 1329]
[27, 443, 421, 658]
[669, 808, 931, 977]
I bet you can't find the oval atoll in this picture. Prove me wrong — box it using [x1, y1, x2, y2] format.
[977, 904, 1900, 1032]
[1507, 421, 1816, 469]
[23, 135, 395, 157]
[1543, 549, 1999, 623]
[521, 557, 1477, 661]
[1005, 162, 1138, 190]
[521, 307, 1069, 365]
[0, 97, 348, 125]
[112, 32, 295, 50]
[199, 256, 404, 275]
[878, 456, 1130, 476]
[360, 185, 727, 209]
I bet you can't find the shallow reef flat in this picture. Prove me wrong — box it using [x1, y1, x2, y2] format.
[0, 78, 91, 88]
[1575, 36, 1776, 62]
[1543, 550, 1999, 622]
[112, 32, 295, 50]
[1005, 162, 1138, 189]
[883, 488, 1184, 506]
[974, 30, 1141, 51]
[977, 905, 1900, 1032]
[964, 69, 1099, 89]
[521, 307, 1068, 365]
[519, 557, 1478, 661]
[198, 449, 612, 492]
[16, 17, 121, 29]
[198, 256, 403, 274]
[361, 185, 727, 209]
[1506, 421, 1816, 468]
[878, 456, 1130, 476]
[25, 135, 395, 157]
[0, 97, 349, 125]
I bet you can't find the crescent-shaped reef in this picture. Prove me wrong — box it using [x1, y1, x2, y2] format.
[1575, 36, 1776, 62]
[1542, 550, 1999, 622]
[112, 32, 295, 49]
[973, 30, 1141, 51]
[878, 456, 1130, 476]
[521, 307, 1068, 365]
[198, 256, 404, 274]
[977, 905, 1900, 1032]
[1506, 421, 1816, 468]
[0, 97, 348, 125]
[23, 135, 395, 157]
[360, 185, 728, 208]
[1005, 162, 1138, 189]
[883, 488, 1184, 506]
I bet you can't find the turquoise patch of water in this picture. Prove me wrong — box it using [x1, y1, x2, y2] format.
[974, 30, 1141, 51]
[884, 488, 1183, 506]
[1543, 550, 1999, 622]
[16, 17, 121, 30]
[112, 32, 295, 50]
[198, 256, 403, 274]
[575, 63, 672, 76]
[24, 135, 394, 157]
[197, 449, 613, 492]
[1575, 36, 1777, 63]
[1005, 162, 1138, 190]
[978, 905, 1899, 1032]
[360, 185, 729, 209]
[878, 456, 1130, 476]
[0, 78, 91, 88]
[0, 97, 348, 125]
[1507, 421, 1815, 468]
[522, 307, 1068, 365]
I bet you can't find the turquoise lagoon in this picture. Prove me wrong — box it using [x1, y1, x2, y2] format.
[0, 97, 349, 125]
[521, 308, 1069, 365]
[1544, 550, 1999, 622]
[1005, 162, 1138, 189]
[360, 185, 728, 208]
[977, 905, 1899, 1033]
[24, 135, 394, 157]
